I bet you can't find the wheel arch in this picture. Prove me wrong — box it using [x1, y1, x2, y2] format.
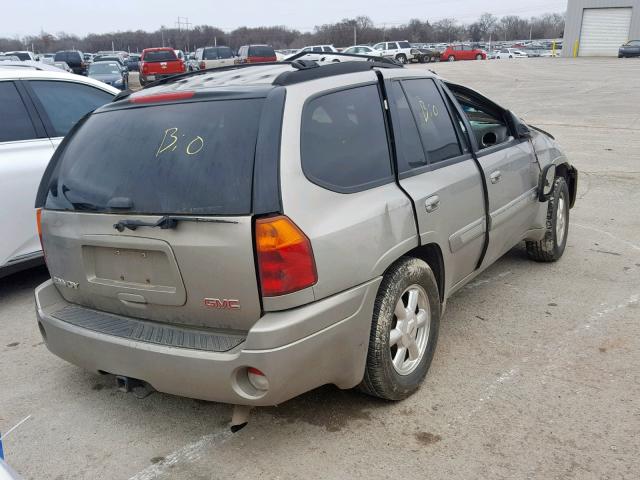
[399, 243, 446, 304]
[555, 162, 578, 208]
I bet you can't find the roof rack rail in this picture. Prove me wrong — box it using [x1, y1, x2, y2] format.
[284, 50, 402, 66]
[272, 59, 402, 86]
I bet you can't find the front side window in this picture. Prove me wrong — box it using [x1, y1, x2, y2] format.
[28, 81, 114, 137]
[0, 82, 37, 142]
[387, 42, 398, 50]
[301, 85, 393, 192]
[373, 43, 384, 50]
[401, 79, 462, 165]
[452, 88, 511, 149]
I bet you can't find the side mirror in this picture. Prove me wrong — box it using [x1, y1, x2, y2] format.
[538, 163, 556, 202]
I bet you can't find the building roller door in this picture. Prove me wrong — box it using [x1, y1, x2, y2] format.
[579, 7, 633, 56]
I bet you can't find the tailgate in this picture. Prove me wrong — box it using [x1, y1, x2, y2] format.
[41, 211, 261, 331]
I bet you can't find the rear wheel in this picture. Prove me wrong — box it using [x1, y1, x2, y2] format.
[359, 257, 440, 401]
[476, 54, 483, 60]
[526, 176, 570, 262]
[396, 54, 407, 64]
[448, 55, 456, 62]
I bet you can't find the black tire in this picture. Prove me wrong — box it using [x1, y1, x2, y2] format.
[396, 54, 407, 64]
[419, 56, 427, 63]
[448, 55, 455, 62]
[359, 257, 440, 401]
[526, 176, 570, 262]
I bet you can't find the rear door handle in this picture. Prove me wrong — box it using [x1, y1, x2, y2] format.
[425, 195, 440, 213]
[490, 170, 502, 184]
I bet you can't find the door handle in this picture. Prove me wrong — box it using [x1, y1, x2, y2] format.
[425, 195, 440, 213]
[490, 170, 502, 184]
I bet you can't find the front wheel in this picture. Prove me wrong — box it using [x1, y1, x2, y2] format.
[526, 176, 570, 262]
[476, 54, 483, 60]
[359, 257, 440, 401]
[448, 55, 456, 62]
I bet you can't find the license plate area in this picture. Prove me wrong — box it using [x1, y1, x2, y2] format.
[81, 235, 186, 306]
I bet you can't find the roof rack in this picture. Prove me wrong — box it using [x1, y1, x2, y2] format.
[273, 59, 402, 86]
[284, 50, 402, 66]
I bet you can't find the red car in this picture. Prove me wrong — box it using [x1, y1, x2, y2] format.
[440, 45, 487, 62]
[236, 45, 277, 64]
[139, 48, 186, 86]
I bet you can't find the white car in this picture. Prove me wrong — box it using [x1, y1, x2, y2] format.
[0, 68, 117, 277]
[372, 41, 418, 64]
[341, 45, 390, 59]
[290, 45, 339, 62]
[495, 48, 529, 59]
[194, 46, 235, 70]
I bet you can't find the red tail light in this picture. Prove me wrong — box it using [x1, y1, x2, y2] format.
[255, 216, 317, 297]
[36, 208, 43, 248]
[199, 61, 206, 70]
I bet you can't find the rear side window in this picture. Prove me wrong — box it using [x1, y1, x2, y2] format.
[388, 82, 427, 174]
[301, 85, 393, 193]
[28, 81, 114, 137]
[248, 46, 275, 57]
[400, 79, 462, 165]
[398, 42, 411, 48]
[44, 99, 265, 215]
[142, 50, 177, 62]
[0, 82, 37, 142]
[54, 52, 67, 62]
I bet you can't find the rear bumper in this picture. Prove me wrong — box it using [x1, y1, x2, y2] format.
[35, 277, 381, 406]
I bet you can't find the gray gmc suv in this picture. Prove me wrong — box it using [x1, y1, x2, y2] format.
[34, 59, 577, 422]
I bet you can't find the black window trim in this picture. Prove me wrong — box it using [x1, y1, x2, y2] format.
[21, 79, 115, 139]
[386, 77, 470, 179]
[300, 80, 396, 195]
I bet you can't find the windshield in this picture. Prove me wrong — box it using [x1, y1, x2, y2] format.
[142, 50, 177, 62]
[89, 63, 120, 74]
[248, 46, 275, 57]
[203, 47, 233, 59]
[44, 99, 266, 215]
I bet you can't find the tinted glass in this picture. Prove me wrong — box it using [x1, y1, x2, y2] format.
[29, 81, 114, 137]
[388, 82, 427, 173]
[89, 63, 121, 74]
[142, 50, 177, 62]
[248, 46, 275, 57]
[0, 82, 37, 142]
[312, 47, 323, 52]
[44, 99, 265, 215]
[13, 52, 31, 61]
[301, 85, 392, 192]
[65, 52, 82, 64]
[53, 52, 67, 62]
[387, 42, 398, 50]
[401, 79, 462, 164]
[217, 47, 233, 59]
[323, 46, 333, 52]
[398, 41, 411, 48]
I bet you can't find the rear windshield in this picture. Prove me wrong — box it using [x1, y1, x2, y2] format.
[44, 99, 265, 215]
[248, 46, 275, 57]
[142, 50, 177, 62]
[203, 47, 233, 59]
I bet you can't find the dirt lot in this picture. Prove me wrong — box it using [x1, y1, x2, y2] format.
[1, 58, 639, 480]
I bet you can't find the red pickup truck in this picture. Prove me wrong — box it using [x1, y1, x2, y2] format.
[139, 48, 185, 86]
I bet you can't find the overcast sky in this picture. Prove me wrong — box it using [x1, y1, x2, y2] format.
[6, 0, 567, 37]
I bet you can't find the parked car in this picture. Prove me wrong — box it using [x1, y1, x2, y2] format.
[39, 53, 55, 65]
[33, 61, 577, 428]
[87, 61, 128, 90]
[139, 47, 185, 86]
[0, 55, 20, 61]
[53, 50, 86, 74]
[0, 67, 117, 277]
[236, 45, 277, 64]
[126, 54, 140, 71]
[194, 46, 235, 70]
[93, 54, 126, 67]
[495, 48, 529, 59]
[341, 45, 390, 59]
[410, 44, 442, 63]
[53, 61, 73, 73]
[441, 45, 487, 61]
[292, 45, 339, 62]
[372, 41, 418, 63]
[618, 40, 640, 58]
[4, 51, 36, 61]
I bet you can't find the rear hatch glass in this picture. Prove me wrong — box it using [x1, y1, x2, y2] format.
[45, 99, 264, 215]
[248, 46, 275, 57]
[142, 50, 177, 62]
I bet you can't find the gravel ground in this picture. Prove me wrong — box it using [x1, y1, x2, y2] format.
[1, 57, 639, 480]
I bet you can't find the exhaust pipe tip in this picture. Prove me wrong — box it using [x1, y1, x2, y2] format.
[230, 405, 252, 433]
[230, 422, 248, 433]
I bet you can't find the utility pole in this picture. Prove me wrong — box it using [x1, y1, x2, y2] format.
[529, 25, 533, 42]
[161, 26, 165, 47]
[175, 17, 192, 52]
[353, 25, 357, 46]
